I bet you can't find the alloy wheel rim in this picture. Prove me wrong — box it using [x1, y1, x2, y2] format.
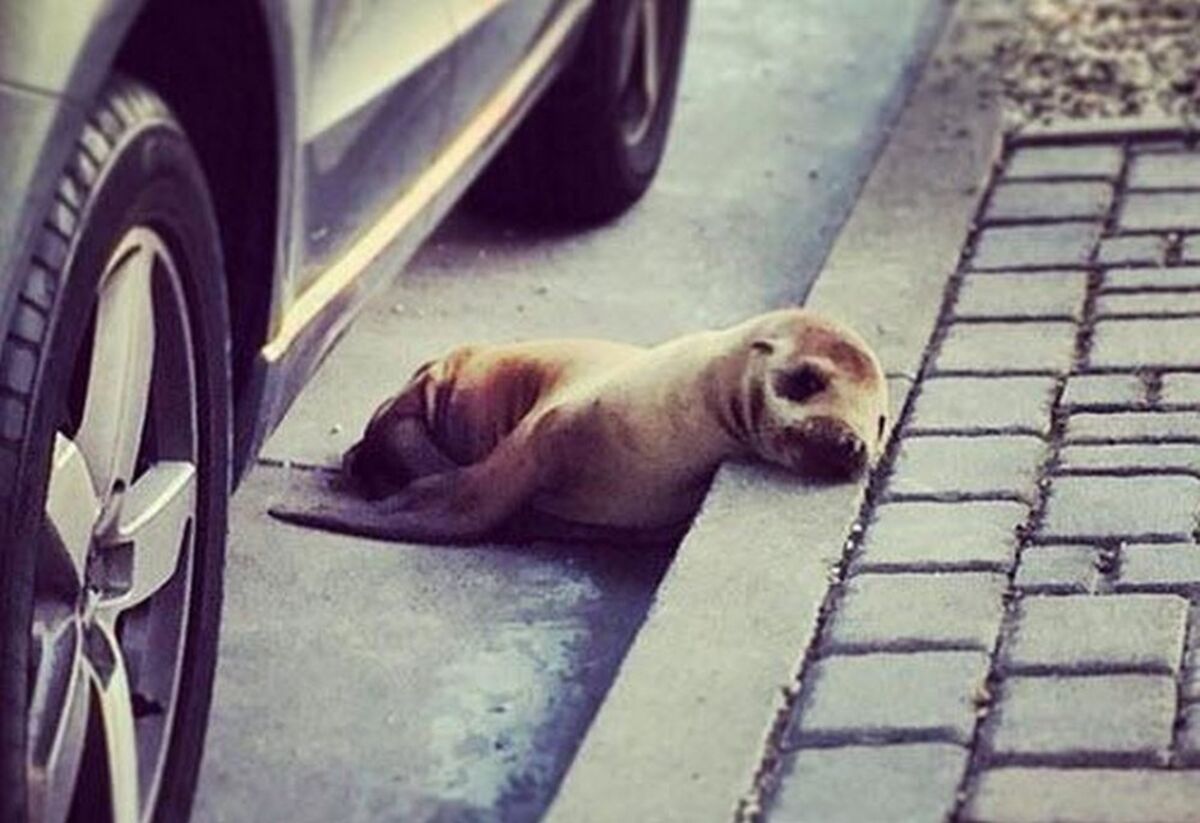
[26, 226, 199, 823]
[617, 0, 666, 146]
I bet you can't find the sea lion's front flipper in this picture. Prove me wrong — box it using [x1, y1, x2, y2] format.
[268, 486, 426, 542]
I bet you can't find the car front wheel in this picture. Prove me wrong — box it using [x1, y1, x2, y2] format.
[0, 77, 230, 823]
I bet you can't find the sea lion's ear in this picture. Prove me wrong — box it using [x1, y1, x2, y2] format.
[750, 339, 775, 355]
[773, 361, 830, 403]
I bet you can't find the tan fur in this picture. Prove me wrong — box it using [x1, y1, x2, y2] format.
[269, 309, 889, 544]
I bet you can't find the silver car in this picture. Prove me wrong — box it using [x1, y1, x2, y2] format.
[0, 2, 689, 820]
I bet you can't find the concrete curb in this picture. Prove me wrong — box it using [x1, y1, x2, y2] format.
[543, 2, 1013, 821]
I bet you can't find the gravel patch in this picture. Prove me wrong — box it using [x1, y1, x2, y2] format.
[995, 0, 1200, 123]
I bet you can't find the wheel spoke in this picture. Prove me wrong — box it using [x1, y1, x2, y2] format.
[25, 222, 197, 823]
[639, 0, 662, 109]
[27, 616, 89, 823]
[98, 461, 196, 612]
[44, 433, 103, 586]
[76, 236, 156, 501]
[83, 620, 140, 823]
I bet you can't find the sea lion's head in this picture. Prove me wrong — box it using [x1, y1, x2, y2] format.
[343, 439, 402, 499]
[737, 309, 889, 480]
[343, 393, 418, 499]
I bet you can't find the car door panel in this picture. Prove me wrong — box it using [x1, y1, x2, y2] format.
[445, 0, 563, 139]
[295, 0, 456, 291]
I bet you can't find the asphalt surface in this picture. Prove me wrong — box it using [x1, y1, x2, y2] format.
[191, 1, 944, 820]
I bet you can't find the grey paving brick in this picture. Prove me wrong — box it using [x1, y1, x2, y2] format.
[1091, 318, 1200, 368]
[1096, 234, 1167, 266]
[888, 435, 1046, 500]
[935, 321, 1078, 373]
[982, 674, 1175, 764]
[1061, 373, 1146, 407]
[1015, 118, 1185, 142]
[1161, 372, 1200, 404]
[1120, 192, 1200, 231]
[1058, 443, 1200, 472]
[1102, 265, 1200, 291]
[771, 744, 966, 823]
[1006, 145, 1123, 180]
[970, 224, 1101, 270]
[964, 768, 1200, 823]
[984, 182, 1112, 223]
[1042, 475, 1200, 540]
[1066, 411, 1200, 441]
[825, 572, 1007, 652]
[955, 271, 1088, 320]
[1186, 605, 1200, 703]
[1188, 606, 1200, 653]
[856, 501, 1027, 572]
[789, 651, 989, 746]
[1015, 545, 1101, 594]
[1128, 152, 1200, 189]
[1182, 233, 1200, 263]
[1001, 594, 1188, 674]
[1178, 703, 1200, 766]
[908, 376, 1057, 433]
[1097, 290, 1200, 316]
[1131, 140, 1191, 154]
[1116, 544, 1200, 593]
[1185, 667, 1200, 704]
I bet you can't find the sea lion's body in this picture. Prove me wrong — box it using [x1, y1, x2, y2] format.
[270, 309, 889, 544]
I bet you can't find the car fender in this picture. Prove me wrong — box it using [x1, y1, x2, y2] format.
[0, 1, 145, 382]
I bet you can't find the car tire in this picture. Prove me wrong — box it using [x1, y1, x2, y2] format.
[0, 77, 230, 823]
[470, 0, 691, 225]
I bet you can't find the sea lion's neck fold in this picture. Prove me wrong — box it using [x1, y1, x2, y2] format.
[683, 329, 756, 460]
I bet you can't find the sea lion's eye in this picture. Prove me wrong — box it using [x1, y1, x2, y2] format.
[877, 415, 887, 439]
[774, 365, 827, 402]
[751, 340, 775, 355]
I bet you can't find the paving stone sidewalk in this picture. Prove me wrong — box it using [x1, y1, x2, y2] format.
[765, 131, 1200, 821]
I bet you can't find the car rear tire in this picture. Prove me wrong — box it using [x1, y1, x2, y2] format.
[470, 0, 691, 225]
[0, 77, 230, 823]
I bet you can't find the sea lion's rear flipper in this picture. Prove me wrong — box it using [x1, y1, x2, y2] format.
[269, 432, 542, 544]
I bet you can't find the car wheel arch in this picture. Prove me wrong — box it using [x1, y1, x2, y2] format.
[112, 0, 292, 473]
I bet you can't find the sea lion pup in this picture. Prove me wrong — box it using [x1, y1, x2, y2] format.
[269, 308, 889, 544]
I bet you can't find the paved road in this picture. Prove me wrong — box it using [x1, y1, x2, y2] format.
[192, 1, 943, 820]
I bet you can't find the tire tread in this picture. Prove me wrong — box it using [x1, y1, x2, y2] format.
[0, 78, 173, 502]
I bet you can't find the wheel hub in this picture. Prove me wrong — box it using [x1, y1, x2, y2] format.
[26, 226, 200, 823]
[78, 587, 100, 627]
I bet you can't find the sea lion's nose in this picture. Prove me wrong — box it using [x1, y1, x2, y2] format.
[824, 433, 867, 478]
[794, 418, 868, 479]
